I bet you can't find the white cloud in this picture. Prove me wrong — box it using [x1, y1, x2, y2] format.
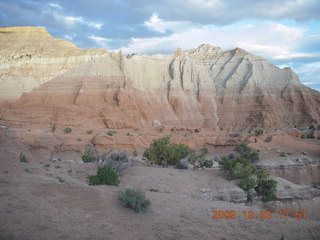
[52, 11, 102, 29]
[144, 13, 189, 33]
[122, 21, 311, 61]
[89, 35, 109, 48]
[49, 3, 62, 9]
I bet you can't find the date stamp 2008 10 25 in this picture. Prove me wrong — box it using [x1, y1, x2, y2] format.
[211, 210, 307, 220]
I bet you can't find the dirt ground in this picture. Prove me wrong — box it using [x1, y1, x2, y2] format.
[1, 127, 320, 240]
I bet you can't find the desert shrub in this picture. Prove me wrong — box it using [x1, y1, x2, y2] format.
[218, 156, 255, 180]
[239, 177, 256, 204]
[254, 129, 264, 136]
[306, 132, 315, 139]
[213, 156, 221, 162]
[176, 161, 189, 169]
[234, 144, 259, 163]
[77, 138, 82, 142]
[309, 125, 315, 130]
[64, 127, 72, 134]
[101, 150, 130, 174]
[107, 130, 116, 136]
[81, 148, 97, 163]
[188, 147, 209, 166]
[51, 125, 56, 132]
[311, 181, 320, 189]
[143, 136, 193, 166]
[301, 134, 305, 139]
[232, 158, 256, 179]
[239, 177, 256, 192]
[19, 153, 28, 163]
[199, 159, 213, 168]
[255, 169, 277, 202]
[279, 152, 286, 157]
[87, 165, 119, 186]
[149, 188, 159, 192]
[86, 130, 93, 135]
[118, 188, 151, 213]
[200, 148, 209, 155]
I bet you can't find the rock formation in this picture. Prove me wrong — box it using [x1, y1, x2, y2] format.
[0, 27, 107, 101]
[1, 27, 319, 130]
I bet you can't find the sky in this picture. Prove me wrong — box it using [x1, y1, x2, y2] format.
[0, 0, 319, 90]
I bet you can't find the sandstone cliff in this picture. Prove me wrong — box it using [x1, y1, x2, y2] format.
[0, 27, 108, 101]
[1, 27, 319, 130]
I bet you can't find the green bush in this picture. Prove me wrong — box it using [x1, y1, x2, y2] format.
[51, 125, 56, 132]
[218, 156, 255, 180]
[234, 144, 259, 162]
[301, 134, 305, 139]
[199, 159, 213, 168]
[86, 130, 93, 135]
[232, 158, 256, 179]
[87, 165, 119, 186]
[309, 125, 315, 130]
[107, 130, 116, 136]
[239, 177, 256, 192]
[306, 132, 315, 139]
[279, 152, 286, 157]
[255, 170, 277, 202]
[118, 188, 151, 213]
[254, 129, 264, 136]
[19, 153, 28, 163]
[143, 136, 193, 166]
[239, 177, 256, 204]
[64, 127, 72, 134]
[81, 148, 97, 163]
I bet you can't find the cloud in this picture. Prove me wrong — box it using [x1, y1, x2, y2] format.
[49, 3, 61, 9]
[52, 12, 102, 29]
[88, 35, 109, 48]
[144, 13, 189, 33]
[120, 20, 315, 61]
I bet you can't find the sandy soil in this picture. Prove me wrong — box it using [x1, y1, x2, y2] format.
[1, 127, 320, 240]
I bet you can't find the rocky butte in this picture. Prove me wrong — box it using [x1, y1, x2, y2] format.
[1, 27, 320, 240]
[0, 26, 319, 132]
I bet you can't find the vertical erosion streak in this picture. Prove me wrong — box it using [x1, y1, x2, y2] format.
[73, 83, 83, 105]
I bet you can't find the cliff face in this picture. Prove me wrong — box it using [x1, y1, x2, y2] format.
[1, 27, 320, 130]
[0, 27, 108, 101]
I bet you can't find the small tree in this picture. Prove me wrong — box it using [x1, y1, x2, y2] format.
[255, 169, 277, 202]
[218, 156, 255, 180]
[234, 144, 259, 162]
[143, 136, 193, 166]
[87, 165, 119, 186]
[239, 177, 256, 204]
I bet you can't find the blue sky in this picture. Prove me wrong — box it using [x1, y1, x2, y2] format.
[1, 0, 319, 90]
